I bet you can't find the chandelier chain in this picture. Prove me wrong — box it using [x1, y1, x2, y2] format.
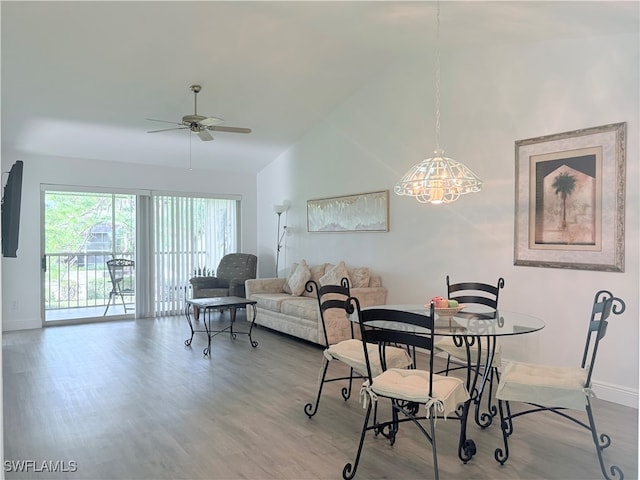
[435, 0, 441, 151]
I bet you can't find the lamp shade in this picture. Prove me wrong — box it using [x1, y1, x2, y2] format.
[394, 149, 483, 204]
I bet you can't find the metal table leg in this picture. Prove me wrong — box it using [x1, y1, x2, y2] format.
[248, 304, 258, 347]
[203, 307, 212, 357]
[184, 303, 196, 347]
[229, 307, 238, 339]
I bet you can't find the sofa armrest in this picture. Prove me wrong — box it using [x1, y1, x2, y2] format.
[245, 278, 287, 298]
[190, 276, 219, 288]
[190, 276, 228, 295]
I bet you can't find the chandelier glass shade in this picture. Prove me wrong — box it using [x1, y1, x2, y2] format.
[394, 148, 483, 204]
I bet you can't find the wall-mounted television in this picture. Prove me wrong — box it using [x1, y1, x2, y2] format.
[2, 160, 24, 258]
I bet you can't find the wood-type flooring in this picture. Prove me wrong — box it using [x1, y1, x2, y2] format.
[3, 312, 638, 479]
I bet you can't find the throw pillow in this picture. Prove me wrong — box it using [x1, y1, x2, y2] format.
[287, 260, 311, 296]
[309, 263, 327, 283]
[282, 262, 298, 294]
[302, 263, 329, 298]
[348, 267, 370, 288]
[320, 261, 351, 287]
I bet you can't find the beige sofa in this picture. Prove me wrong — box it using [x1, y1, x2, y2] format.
[245, 261, 387, 345]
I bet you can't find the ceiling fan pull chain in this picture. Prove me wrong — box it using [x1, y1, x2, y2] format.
[189, 130, 193, 170]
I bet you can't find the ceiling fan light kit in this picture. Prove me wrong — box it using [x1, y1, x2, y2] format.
[146, 84, 251, 142]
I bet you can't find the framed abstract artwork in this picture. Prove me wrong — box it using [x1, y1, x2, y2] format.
[514, 122, 626, 272]
[307, 190, 389, 233]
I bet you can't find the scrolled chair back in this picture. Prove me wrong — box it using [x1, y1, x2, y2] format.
[582, 290, 626, 387]
[306, 277, 351, 347]
[345, 297, 437, 392]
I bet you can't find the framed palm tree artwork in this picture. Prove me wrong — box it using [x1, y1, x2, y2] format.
[514, 122, 626, 272]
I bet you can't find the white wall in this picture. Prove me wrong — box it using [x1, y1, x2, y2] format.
[257, 33, 639, 407]
[0, 151, 257, 331]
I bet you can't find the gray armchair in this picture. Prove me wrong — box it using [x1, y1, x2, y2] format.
[190, 253, 257, 300]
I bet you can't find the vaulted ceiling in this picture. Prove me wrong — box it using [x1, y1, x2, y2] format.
[2, 1, 638, 174]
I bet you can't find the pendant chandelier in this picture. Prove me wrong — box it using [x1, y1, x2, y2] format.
[394, 1, 482, 204]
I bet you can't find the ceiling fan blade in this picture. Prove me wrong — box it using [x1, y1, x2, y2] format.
[147, 127, 188, 133]
[197, 129, 214, 141]
[146, 118, 183, 126]
[199, 116, 224, 127]
[207, 126, 252, 134]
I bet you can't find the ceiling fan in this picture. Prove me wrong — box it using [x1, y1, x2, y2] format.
[146, 85, 251, 141]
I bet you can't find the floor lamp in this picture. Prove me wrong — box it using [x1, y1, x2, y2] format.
[274, 204, 288, 277]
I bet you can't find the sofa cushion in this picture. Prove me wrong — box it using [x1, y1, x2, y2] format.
[251, 293, 292, 312]
[348, 267, 371, 288]
[280, 297, 318, 321]
[320, 261, 351, 286]
[287, 259, 311, 296]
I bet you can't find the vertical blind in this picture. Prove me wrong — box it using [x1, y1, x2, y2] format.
[153, 194, 239, 315]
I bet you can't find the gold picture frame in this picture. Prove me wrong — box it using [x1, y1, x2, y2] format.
[307, 190, 389, 233]
[514, 122, 626, 272]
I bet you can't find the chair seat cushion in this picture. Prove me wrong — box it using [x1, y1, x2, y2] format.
[371, 369, 469, 418]
[435, 337, 502, 367]
[496, 362, 589, 410]
[326, 339, 412, 377]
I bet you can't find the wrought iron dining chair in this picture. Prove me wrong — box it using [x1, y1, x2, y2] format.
[103, 258, 135, 315]
[494, 290, 626, 480]
[303, 278, 412, 418]
[435, 275, 504, 427]
[341, 299, 471, 480]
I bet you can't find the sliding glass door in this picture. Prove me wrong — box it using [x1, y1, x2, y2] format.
[42, 186, 240, 322]
[42, 188, 136, 323]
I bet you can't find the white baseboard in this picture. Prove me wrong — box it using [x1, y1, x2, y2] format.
[592, 380, 639, 409]
[2, 317, 42, 332]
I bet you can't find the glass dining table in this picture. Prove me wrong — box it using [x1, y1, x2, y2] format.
[359, 304, 545, 462]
